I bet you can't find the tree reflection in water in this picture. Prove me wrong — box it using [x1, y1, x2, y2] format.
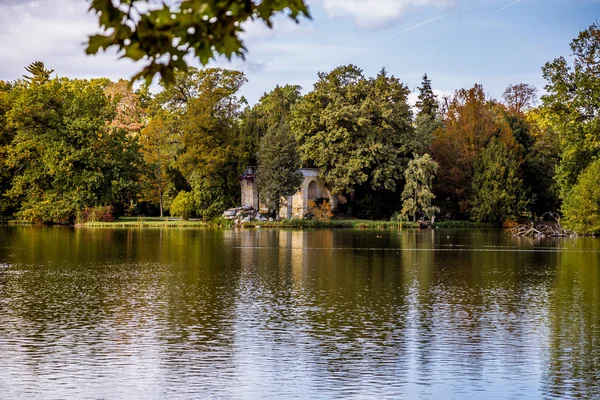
[0, 227, 598, 399]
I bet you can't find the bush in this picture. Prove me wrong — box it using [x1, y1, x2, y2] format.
[14, 195, 78, 224]
[170, 191, 195, 220]
[77, 206, 115, 223]
[390, 211, 408, 222]
[308, 199, 333, 222]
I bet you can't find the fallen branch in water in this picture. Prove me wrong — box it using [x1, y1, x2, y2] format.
[507, 213, 575, 237]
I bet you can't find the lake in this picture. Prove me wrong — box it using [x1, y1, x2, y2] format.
[0, 227, 598, 399]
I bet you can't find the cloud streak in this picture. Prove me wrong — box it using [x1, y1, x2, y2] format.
[495, 0, 523, 12]
[390, 12, 453, 37]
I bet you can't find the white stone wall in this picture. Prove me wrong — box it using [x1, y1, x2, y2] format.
[278, 169, 336, 219]
[240, 179, 259, 209]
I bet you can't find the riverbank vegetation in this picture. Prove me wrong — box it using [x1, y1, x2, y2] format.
[68, 217, 494, 230]
[1, 24, 599, 233]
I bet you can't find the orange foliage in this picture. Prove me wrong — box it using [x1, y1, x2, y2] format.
[105, 80, 146, 135]
[430, 84, 517, 216]
[308, 200, 333, 222]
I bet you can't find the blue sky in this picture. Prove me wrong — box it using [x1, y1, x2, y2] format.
[0, 0, 597, 104]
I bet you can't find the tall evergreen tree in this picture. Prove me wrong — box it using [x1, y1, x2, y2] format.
[470, 137, 527, 222]
[415, 73, 438, 119]
[241, 84, 301, 165]
[256, 121, 304, 217]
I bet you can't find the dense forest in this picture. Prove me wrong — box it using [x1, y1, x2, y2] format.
[0, 23, 599, 233]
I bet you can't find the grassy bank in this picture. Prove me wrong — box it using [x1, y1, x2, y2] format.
[242, 219, 418, 229]
[242, 218, 501, 229]
[5, 216, 500, 230]
[75, 217, 210, 228]
[77, 217, 413, 229]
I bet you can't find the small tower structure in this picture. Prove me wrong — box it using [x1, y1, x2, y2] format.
[240, 166, 259, 210]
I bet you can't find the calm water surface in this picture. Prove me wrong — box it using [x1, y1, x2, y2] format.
[0, 227, 598, 399]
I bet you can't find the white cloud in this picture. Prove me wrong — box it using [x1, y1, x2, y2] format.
[0, 0, 316, 88]
[0, 0, 139, 81]
[241, 15, 313, 44]
[312, 0, 456, 28]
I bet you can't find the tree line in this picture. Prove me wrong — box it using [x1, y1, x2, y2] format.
[0, 23, 599, 233]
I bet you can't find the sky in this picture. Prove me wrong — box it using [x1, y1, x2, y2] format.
[0, 0, 598, 104]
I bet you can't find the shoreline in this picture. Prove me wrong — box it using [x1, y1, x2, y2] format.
[4, 217, 500, 230]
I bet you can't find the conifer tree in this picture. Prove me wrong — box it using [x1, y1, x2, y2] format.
[22, 61, 54, 85]
[415, 73, 438, 119]
[470, 137, 527, 222]
[256, 121, 304, 218]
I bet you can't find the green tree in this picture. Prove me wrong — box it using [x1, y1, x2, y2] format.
[5, 75, 142, 224]
[170, 191, 195, 220]
[176, 68, 247, 219]
[542, 23, 600, 197]
[256, 121, 304, 217]
[415, 73, 438, 119]
[470, 137, 527, 223]
[241, 84, 301, 165]
[413, 113, 442, 155]
[0, 81, 19, 219]
[292, 65, 415, 197]
[153, 67, 206, 114]
[139, 113, 178, 217]
[561, 159, 600, 234]
[22, 61, 54, 85]
[87, 0, 310, 84]
[400, 153, 439, 221]
[524, 108, 561, 216]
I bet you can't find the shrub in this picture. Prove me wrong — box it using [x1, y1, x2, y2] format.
[390, 211, 408, 222]
[309, 199, 333, 222]
[170, 191, 195, 220]
[77, 206, 115, 223]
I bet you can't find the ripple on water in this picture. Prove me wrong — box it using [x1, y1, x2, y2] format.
[0, 228, 598, 399]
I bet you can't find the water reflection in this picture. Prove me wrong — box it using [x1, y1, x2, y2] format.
[0, 227, 598, 399]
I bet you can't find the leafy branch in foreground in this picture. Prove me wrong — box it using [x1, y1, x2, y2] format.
[86, 0, 310, 84]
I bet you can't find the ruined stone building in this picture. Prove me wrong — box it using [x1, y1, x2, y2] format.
[240, 167, 337, 219]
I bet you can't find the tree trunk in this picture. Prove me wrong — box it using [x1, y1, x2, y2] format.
[159, 190, 164, 218]
[157, 142, 163, 218]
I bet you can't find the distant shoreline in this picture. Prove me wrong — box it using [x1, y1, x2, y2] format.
[4, 217, 500, 230]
